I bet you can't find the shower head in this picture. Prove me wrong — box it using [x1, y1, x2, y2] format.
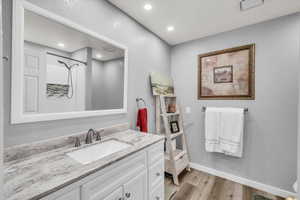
[57, 60, 69, 70]
[70, 63, 79, 68]
[57, 60, 80, 70]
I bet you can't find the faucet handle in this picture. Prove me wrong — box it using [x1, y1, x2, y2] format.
[75, 137, 81, 147]
[94, 129, 104, 141]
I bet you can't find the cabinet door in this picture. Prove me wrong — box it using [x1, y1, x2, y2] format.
[103, 187, 123, 200]
[123, 171, 147, 200]
[82, 151, 146, 200]
[150, 182, 164, 200]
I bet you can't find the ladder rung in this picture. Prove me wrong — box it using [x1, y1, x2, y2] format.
[161, 95, 176, 98]
[165, 149, 187, 161]
[160, 112, 180, 117]
[170, 131, 184, 139]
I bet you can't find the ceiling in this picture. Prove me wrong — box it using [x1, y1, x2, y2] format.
[24, 10, 124, 61]
[108, 0, 300, 45]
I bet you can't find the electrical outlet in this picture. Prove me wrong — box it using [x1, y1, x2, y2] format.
[240, 0, 264, 11]
[185, 107, 191, 114]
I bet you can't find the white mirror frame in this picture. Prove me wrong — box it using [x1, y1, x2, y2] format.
[11, 0, 128, 124]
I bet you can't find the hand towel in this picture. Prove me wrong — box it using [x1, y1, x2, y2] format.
[219, 108, 244, 157]
[137, 108, 148, 133]
[293, 181, 297, 192]
[205, 107, 222, 153]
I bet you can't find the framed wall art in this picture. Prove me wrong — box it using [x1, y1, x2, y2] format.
[198, 44, 255, 100]
[150, 72, 174, 96]
[170, 121, 180, 133]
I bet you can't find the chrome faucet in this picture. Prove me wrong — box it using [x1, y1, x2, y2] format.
[85, 129, 104, 144]
[85, 129, 96, 144]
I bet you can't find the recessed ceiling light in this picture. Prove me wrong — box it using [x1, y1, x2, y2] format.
[96, 54, 102, 59]
[144, 3, 152, 11]
[64, 0, 77, 6]
[57, 43, 65, 48]
[167, 26, 175, 32]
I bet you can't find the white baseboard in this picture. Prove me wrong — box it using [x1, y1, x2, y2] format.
[189, 162, 296, 198]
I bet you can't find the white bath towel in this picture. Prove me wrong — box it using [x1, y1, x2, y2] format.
[219, 108, 244, 157]
[205, 107, 244, 158]
[205, 107, 222, 153]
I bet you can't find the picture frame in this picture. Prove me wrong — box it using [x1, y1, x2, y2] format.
[198, 44, 255, 100]
[150, 72, 174, 96]
[213, 65, 233, 84]
[170, 121, 180, 133]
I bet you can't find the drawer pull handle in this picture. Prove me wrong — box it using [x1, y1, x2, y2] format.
[155, 196, 160, 200]
[125, 192, 131, 198]
[156, 172, 161, 177]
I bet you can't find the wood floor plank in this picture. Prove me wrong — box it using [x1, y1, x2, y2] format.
[165, 169, 286, 200]
[182, 169, 202, 186]
[190, 171, 210, 200]
[232, 182, 244, 200]
[217, 180, 236, 200]
[173, 182, 199, 200]
[198, 175, 216, 200]
[208, 178, 225, 200]
[251, 188, 284, 200]
[243, 186, 252, 200]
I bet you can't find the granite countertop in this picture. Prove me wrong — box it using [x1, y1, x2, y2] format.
[4, 129, 164, 200]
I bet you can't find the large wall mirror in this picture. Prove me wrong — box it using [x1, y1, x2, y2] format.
[11, 0, 128, 123]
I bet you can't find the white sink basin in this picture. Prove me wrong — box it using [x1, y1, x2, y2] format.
[67, 139, 132, 165]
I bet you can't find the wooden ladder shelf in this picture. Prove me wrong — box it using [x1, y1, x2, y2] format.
[155, 95, 190, 185]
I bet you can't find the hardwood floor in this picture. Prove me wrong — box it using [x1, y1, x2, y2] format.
[165, 169, 284, 200]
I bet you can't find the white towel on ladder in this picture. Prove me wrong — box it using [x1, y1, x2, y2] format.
[205, 107, 244, 158]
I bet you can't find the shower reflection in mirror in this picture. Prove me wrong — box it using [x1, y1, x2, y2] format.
[23, 9, 125, 114]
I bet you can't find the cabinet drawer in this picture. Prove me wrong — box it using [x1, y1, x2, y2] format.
[150, 182, 164, 200]
[149, 159, 164, 189]
[148, 141, 164, 164]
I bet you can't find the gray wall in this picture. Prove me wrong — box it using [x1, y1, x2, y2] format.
[85, 47, 93, 110]
[171, 14, 300, 192]
[298, 14, 300, 198]
[3, 0, 171, 146]
[91, 59, 105, 110]
[0, 0, 3, 197]
[92, 58, 124, 110]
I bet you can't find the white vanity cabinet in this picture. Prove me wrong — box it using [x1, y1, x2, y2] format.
[41, 141, 164, 200]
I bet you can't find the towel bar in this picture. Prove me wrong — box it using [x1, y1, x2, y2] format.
[201, 106, 248, 113]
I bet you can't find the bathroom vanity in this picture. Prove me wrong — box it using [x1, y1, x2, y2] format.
[4, 125, 165, 200]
